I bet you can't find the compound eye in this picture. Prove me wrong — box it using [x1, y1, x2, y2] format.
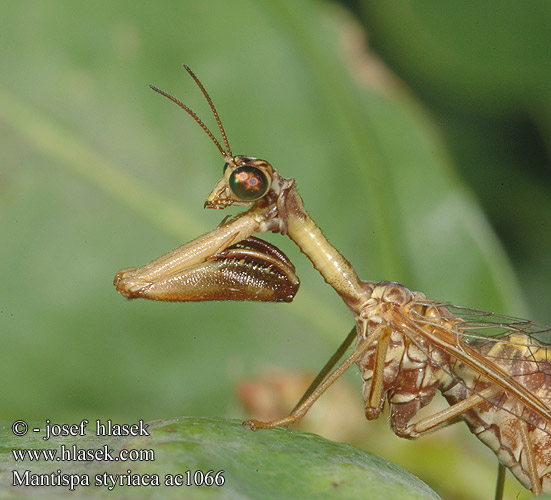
[229, 166, 269, 201]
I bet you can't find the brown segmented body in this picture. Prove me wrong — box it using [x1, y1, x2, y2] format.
[356, 281, 551, 491]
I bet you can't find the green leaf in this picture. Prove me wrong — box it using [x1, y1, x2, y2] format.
[1, 417, 440, 499]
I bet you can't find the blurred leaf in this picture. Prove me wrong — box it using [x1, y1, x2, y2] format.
[355, 0, 551, 323]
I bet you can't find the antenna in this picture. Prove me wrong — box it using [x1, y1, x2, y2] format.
[149, 65, 232, 159]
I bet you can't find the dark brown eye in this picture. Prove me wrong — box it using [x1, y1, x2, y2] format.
[229, 166, 269, 201]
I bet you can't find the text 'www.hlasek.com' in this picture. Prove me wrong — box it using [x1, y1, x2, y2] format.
[9, 419, 225, 490]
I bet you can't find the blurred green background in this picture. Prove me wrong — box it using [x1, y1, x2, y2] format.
[0, 1, 549, 499]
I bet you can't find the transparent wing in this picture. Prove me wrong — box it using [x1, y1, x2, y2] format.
[444, 304, 551, 344]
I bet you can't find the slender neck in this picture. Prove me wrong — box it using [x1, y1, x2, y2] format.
[284, 186, 367, 314]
